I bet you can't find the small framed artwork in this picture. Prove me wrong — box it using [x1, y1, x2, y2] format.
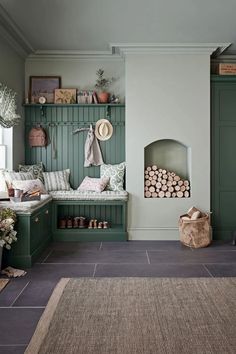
[29, 76, 61, 104]
[54, 89, 77, 104]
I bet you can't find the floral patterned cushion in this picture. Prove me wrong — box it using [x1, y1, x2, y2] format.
[19, 162, 44, 183]
[78, 176, 109, 192]
[100, 162, 125, 191]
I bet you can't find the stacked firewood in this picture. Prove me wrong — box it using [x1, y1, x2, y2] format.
[144, 165, 190, 198]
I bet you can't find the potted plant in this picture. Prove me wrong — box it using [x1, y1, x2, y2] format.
[0, 208, 17, 270]
[95, 69, 113, 103]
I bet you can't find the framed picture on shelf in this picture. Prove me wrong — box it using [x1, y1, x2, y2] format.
[54, 89, 77, 104]
[29, 76, 61, 104]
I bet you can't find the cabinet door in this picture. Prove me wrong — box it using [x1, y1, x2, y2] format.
[30, 209, 42, 253]
[42, 204, 52, 238]
[211, 79, 236, 239]
[30, 204, 51, 253]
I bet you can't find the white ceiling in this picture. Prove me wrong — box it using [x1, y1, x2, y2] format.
[0, 0, 236, 53]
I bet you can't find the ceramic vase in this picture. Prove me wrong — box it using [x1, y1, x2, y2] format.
[97, 92, 110, 103]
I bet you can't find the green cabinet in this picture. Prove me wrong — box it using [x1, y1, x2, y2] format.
[211, 76, 236, 240]
[7, 201, 52, 268]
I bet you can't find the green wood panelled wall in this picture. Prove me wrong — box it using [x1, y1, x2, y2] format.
[24, 104, 125, 189]
[211, 76, 236, 240]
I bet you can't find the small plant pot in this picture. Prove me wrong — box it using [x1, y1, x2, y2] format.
[97, 92, 110, 103]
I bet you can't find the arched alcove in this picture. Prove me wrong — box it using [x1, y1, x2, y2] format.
[144, 139, 191, 198]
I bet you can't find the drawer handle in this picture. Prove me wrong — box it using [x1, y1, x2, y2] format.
[45, 210, 49, 215]
[35, 217, 39, 223]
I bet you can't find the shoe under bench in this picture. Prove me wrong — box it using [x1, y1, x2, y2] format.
[52, 199, 128, 242]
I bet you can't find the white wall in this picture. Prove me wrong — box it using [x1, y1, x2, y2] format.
[126, 53, 210, 240]
[0, 36, 25, 170]
[25, 58, 125, 102]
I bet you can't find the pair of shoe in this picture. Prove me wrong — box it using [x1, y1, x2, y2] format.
[98, 221, 109, 229]
[73, 216, 87, 228]
[88, 219, 97, 229]
[88, 219, 109, 229]
[58, 217, 72, 229]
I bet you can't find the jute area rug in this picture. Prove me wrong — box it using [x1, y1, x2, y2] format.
[0, 278, 9, 292]
[25, 278, 236, 354]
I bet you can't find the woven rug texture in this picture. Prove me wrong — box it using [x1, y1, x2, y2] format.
[25, 277, 236, 354]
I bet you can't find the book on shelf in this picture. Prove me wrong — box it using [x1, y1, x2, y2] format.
[92, 91, 98, 104]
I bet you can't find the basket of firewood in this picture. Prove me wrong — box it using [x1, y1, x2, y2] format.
[179, 207, 212, 248]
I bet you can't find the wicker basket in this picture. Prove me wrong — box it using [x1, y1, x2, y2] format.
[179, 213, 211, 248]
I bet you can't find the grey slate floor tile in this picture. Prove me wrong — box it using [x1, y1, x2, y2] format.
[0, 346, 26, 354]
[0, 308, 43, 345]
[204, 264, 236, 277]
[13, 280, 58, 307]
[36, 242, 102, 263]
[24, 263, 95, 280]
[45, 249, 148, 264]
[101, 240, 191, 251]
[200, 241, 236, 250]
[148, 250, 236, 264]
[0, 279, 29, 307]
[95, 263, 211, 277]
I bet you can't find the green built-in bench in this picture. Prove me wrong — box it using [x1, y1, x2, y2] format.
[1, 191, 128, 267]
[50, 190, 128, 242]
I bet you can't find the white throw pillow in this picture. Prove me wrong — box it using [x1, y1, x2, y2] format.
[12, 179, 47, 194]
[78, 176, 109, 192]
[2, 171, 35, 185]
[43, 169, 70, 191]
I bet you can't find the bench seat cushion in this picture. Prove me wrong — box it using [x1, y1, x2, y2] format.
[0, 195, 52, 215]
[49, 190, 128, 201]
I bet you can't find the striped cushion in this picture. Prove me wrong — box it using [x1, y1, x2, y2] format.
[2, 171, 35, 184]
[43, 169, 70, 191]
[50, 190, 128, 201]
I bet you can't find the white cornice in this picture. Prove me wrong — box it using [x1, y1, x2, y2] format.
[110, 43, 231, 56]
[211, 54, 236, 63]
[27, 49, 123, 61]
[26, 43, 231, 61]
[0, 4, 33, 58]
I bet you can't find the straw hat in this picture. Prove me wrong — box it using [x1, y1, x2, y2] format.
[95, 119, 113, 141]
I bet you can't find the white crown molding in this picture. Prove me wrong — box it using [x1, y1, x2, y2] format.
[0, 4, 33, 58]
[27, 49, 123, 61]
[26, 43, 231, 62]
[211, 54, 236, 63]
[110, 43, 231, 56]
